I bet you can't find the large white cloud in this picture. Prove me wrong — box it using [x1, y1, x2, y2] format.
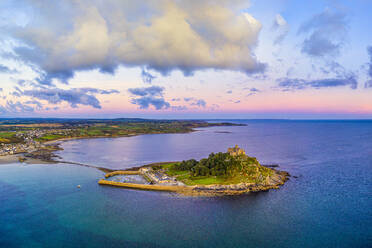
[3, 0, 265, 84]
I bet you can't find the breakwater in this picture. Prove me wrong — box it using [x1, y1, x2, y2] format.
[98, 179, 188, 192]
[104, 170, 140, 178]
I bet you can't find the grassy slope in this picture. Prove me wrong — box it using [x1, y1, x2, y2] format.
[159, 161, 274, 186]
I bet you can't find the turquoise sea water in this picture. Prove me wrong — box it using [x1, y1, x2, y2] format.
[0, 120, 371, 247]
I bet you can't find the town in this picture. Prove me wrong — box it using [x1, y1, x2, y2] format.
[0, 128, 72, 156]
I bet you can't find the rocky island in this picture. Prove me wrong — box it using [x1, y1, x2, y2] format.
[99, 145, 289, 196]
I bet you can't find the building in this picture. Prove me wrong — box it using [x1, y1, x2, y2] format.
[227, 145, 246, 156]
[140, 167, 181, 185]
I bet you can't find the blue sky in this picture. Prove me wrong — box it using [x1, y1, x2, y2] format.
[0, 0, 371, 119]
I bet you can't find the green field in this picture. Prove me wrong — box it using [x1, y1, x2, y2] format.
[36, 134, 66, 141]
[0, 132, 22, 144]
[0, 119, 242, 150]
[30, 120, 240, 143]
[158, 163, 225, 185]
[158, 160, 274, 186]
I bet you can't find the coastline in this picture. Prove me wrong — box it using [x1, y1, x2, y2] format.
[1, 121, 243, 164]
[1, 123, 291, 197]
[0, 155, 20, 164]
[42, 121, 243, 145]
[0, 154, 53, 165]
[2, 133, 181, 165]
[42, 133, 139, 145]
[99, 166, 290, 196]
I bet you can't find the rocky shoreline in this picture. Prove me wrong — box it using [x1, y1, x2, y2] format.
[100, 167, 290, 196]
[23, 144, 63, 162]
[188, 170, 289, 196]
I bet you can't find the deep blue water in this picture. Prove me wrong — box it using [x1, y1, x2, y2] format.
[0, 120, 371, 247]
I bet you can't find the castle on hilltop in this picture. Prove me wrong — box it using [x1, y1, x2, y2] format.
[227, 145, 246, 156]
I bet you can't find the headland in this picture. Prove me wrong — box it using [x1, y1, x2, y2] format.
[0, 118, 243, 164]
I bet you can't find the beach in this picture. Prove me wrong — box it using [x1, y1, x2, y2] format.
[0, 154, 54, 165]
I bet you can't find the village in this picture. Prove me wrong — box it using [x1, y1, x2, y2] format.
[0, 128, 71, 156]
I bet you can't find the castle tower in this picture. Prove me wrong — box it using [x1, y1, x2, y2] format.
[227, 145, 246, 156]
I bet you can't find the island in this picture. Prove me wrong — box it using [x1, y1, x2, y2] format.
[99, 145, 289, 196]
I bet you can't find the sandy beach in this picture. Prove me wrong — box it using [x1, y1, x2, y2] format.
[0, 154, 52, 165]
[0, 155, 20, 164]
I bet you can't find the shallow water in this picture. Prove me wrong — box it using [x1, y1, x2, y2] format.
[1, 120, 371, 247]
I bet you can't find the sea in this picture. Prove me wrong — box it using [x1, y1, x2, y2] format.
[0, 120, 371, 248]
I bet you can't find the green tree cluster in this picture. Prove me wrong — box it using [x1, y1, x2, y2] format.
[174, 152, 258, 177]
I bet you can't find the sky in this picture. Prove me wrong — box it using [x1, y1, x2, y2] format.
[0, 0, 371, 119]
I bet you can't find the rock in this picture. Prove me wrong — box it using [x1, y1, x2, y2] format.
[18, 157, 27, 162]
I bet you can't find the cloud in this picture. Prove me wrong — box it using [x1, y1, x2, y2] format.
[130, 96, 170, 110]
[0, 64, 17, 74]
[365, 80, 372, 88]
[141, 68, 156, 84]
[367, 46, 372, 76]
[6, 101, 34, 112]
[277, 76, 357, 91]
[10, 91, 21, 97]
[191, 99, 207, 108]
[45, 106, 59, 111]
[243, 87, 261, 96]
[320, 61, 346, 76]
[4, 0, 265, 84]
[128, 85, 170, 110]
[365, 46, 372, 87]
[272, 14, 287, 28]
[171, 105, 188, 110]
[226, 90, 233, 94]
[298, 9, 348, 57]
[249, 88, 260, 92]
[272, 14, 289, 45]
[10, 86, 23, 97]
[0, 100, 34, 114]
[128, 86, 164, 97]
[182, 97, 207, 107]
[22, 87, 119, 109]
[24, 100, 43, 109]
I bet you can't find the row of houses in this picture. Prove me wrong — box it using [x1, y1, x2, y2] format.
[140, 167, 184, 186]
[0, 142, 40, 156]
